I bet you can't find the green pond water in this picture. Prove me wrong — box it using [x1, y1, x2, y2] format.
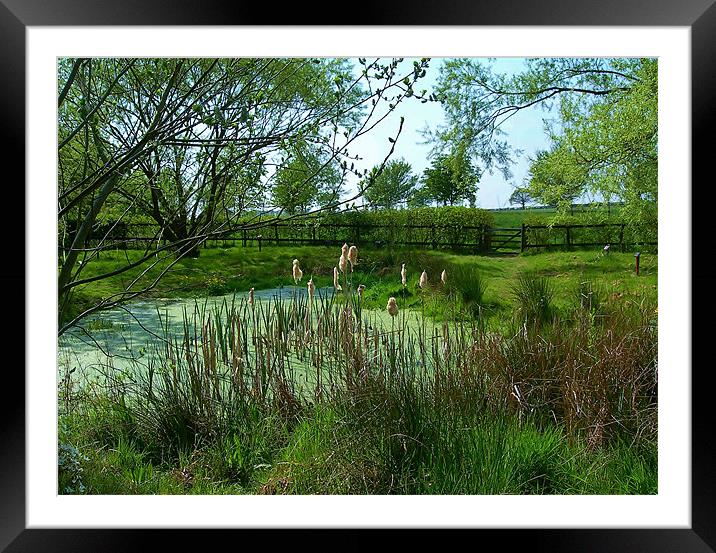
[58, 287, 434, 386]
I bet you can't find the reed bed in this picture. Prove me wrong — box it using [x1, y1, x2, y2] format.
[59, 255, 657, 495]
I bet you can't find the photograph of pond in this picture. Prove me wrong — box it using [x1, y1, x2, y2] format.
[57, 56, 658, 495]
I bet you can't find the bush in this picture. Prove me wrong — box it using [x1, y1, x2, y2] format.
[512, 273, 554, 325]
[446, 264, 488, 318]
[236, 207, 494, 250]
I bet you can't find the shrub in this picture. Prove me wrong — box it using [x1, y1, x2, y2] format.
[511, 273, 554, 325]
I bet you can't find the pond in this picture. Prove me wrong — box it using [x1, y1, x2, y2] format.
[58, 286, 435, 386]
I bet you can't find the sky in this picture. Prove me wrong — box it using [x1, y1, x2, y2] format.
[343, 57, 554, 210]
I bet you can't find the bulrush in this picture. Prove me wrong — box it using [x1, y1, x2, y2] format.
[342, 243, 349, 258]
[307, 278, 315, 302]
[333, 267, 342, 291]
[292, 259, 303, 284]
[419, 270, 428, 289]
[441, 269, 447, 285]
[339, 253, 348, 274]
[357, 284, 365, 299]
[248, 287, 255, 306]
[387, 296, 398, 317]
[401, 263, 407, 287]
[348, 245, 358, 271]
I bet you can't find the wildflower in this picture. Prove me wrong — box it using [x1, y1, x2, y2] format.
[339, 253, 348, 274]
[387, 297, 398, 317]
[401, 263, 407, 287]
[348, 245, 358, 271]
[357, 284, 365, 298]
[292, 259, 303, 284]
[248, 287, 254, 306]
[307, 278, 315, 302]
[333, 267, 342, 291]
[419, 271, 428, 289]
[441, 269, 447, 285]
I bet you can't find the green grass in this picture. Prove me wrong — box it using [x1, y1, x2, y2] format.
[60, 242, 657, 496]
[64, 244, 657, 330]
[60, 388, 656, 495]
[489, 205, 625, 228]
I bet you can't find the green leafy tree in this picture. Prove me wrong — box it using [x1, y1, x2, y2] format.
[429, 57, 657, 225]
[527, 148, 585, 214]
[57, 57, 430, 332]
[414, 153, 480, 207]
[509, 186, 534, 209]
[272, 143, 343, 214]
[361, 159, 418, 209]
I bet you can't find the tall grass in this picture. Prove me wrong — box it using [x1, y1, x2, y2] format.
[511, 273, 554, 325]
[445, 264, 487, 319]
[60, 272, 657, 495]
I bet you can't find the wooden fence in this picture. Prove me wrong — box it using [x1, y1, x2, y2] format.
[522, 223, 657, 252]
[67, 221, 656, 254]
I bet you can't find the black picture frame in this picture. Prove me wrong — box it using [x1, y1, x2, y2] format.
[3, 1, 713, 550]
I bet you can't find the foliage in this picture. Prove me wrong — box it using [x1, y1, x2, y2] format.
[445, 264, 488, 318]
[509, 187, 533, 209]
[411, 152, 480, 207]
[57, 57, 431, 332]
[360, 158, 419, 209]
[59, 273, 657, 495]
[271, 141, 343, 214]
[58, 441, 88, 494]
[511, 273, 554, 325]
[429, 57, 657, 229]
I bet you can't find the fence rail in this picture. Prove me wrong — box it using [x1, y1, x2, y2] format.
[63, 221, 657, 255]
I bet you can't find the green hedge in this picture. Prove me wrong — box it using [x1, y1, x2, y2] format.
[238, 207, 494, 249]
[523, 211, 657, 252]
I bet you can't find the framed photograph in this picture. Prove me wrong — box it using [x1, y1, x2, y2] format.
[6, 0, 713, 550]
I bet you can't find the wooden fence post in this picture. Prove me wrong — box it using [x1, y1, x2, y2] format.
[274, 223, 279, 245]
[620, 224, 625, 252]
[566, 226, 571, 248]
[521, 223, 526, 252]
[242, 229, 247, 247]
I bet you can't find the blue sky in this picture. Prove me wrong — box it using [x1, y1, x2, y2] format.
[345, 57, 554, 209]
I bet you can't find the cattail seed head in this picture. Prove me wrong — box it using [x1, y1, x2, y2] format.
[307, 278, 315, 302]
[248, 287, 254, 306]
[387, 296, 398, 317]
[339, 254, 348, 274]
[441, 269, 447, 285]
[341, 243, 349, 258]
[333, 267, 342, 291]
[348, 245, 358, 271]
[357, 284, 365, 298]
[401, 263, 407, 287]
[292, 259, 303, 284]
[419, 271, 428, 289]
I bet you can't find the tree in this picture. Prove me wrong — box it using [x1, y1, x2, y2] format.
[527, 149, 584, 214]
[428, 57, 657, 223]
[509, 187, 533, 210]
[58, 57, 430, 333]
[413, 153, 480, 207]
[360, 158, 418, 209]
[272, 142, 344, 214]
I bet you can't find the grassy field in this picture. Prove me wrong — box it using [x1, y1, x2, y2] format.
[59, 244, 658, 495]
[489, 205, 624, 228]
[65, 243, 656, 326]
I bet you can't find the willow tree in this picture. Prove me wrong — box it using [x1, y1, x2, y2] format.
[429, 57, 657, 224]
[58, 57, 430, 332]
